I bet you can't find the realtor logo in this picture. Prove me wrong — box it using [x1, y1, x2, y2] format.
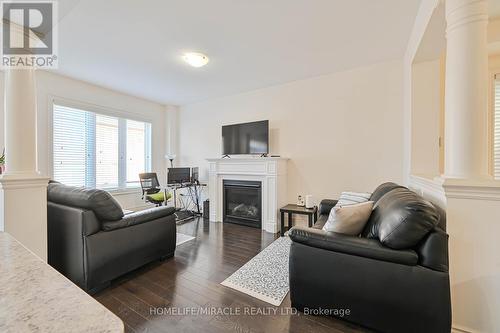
[1, 1, 58, 68]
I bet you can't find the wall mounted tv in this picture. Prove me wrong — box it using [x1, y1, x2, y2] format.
[222, 120, 269, 155]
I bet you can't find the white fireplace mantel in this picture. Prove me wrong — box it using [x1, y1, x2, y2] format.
[207, 157, 288, 233]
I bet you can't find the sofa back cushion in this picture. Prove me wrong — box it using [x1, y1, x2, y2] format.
[361, 182, 406, 237]
[363, 187, 439, 249]
[369, 182, 407, 204]
[47, 183, 124, 221]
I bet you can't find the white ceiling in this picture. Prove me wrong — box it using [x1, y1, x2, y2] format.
[414, 0, 500, 62]
[54, 0, 421, 105]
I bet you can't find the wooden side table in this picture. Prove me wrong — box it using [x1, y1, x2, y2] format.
[280, 204, 318, 236]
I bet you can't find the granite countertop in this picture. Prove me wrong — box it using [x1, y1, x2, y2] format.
[0, 232, 124, 333]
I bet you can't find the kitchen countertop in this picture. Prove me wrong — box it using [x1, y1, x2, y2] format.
[0, 232, 124, 333]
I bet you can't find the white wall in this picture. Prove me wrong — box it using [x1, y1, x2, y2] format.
[0, 70, 168, 210]
[411, 59, 442, 176]
[403, 0, 441, 185]
[178, 60, 405, 203]
[446, 193, 500, 333]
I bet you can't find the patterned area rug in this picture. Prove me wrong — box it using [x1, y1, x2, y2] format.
[221, 236, 292, 306]
[176, 233, 195, 246]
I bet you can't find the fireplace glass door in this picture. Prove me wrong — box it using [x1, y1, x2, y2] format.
[223, 180, 262, 228]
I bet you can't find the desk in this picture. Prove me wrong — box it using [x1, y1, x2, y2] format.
[167, 182, 207, 214]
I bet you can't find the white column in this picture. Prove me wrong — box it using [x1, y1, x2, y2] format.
[444, 0, 489, 179]
[4, 69, 38, 175]
[0, 68, 49, 260]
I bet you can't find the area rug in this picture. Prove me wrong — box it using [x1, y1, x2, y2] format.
[221, 236, 292, 306]
[176, 233, 195, 246]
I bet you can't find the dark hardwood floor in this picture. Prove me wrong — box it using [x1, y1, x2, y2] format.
[94, 218, 370, 333]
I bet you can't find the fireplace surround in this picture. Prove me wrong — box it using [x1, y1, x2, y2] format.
[207, 157, 288, 233]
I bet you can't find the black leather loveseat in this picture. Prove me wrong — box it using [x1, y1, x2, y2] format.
[288, 182, 451, 333]
[47, 182, 176, 293]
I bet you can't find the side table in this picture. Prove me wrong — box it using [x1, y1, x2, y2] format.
[279, 204, 318, 236]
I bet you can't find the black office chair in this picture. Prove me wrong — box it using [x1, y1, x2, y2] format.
[139, 173, 171, 206]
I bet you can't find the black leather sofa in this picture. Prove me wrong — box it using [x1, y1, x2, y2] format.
[289, 182, 451, 333]
[47, 182, 176, 293]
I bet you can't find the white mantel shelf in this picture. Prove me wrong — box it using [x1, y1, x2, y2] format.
[207, 157, 289, 160]
[207, 157, 289, 163]
[207, 157, 289, 234]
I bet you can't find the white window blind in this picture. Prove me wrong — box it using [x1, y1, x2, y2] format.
[53, 103, 152, 189]
[495, 76, 500, 179]
[96, 115, 119, 189]
[53, 105, 89, 187]
[126, 120, 151, 187]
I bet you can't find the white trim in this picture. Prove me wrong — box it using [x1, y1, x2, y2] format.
[118, 118, 127, 189]
[49, 95, 155, 124]
[409, 174, 445, 193]
[144, 123, 152, 172]
[409, 174, 500, 201]
[442, 178, 500, 200]
[207, 157, 289, 162]
[0, 175, 50, 190]
[452, 325, 473, 333]
[408, 174, 447, 207]
[488, 69, 500, 177]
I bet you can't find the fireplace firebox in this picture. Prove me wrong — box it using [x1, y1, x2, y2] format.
[223, 180, 262, 228]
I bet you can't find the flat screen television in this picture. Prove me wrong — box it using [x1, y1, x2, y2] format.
[222, 120, 269, 155]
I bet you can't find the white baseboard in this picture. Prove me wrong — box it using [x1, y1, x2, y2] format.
[452, 324, 473, 333]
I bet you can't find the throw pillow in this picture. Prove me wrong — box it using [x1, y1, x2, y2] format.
[336, 191, 372, 207]
[322, 201, 374, 235]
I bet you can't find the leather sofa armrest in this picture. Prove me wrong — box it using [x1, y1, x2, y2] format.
[319, 199, 338, 215]
[288, 226, 418, 266]
[47, 202, 100, 288]
[102, 206, 175, 231]
[416, 228, 449, 272]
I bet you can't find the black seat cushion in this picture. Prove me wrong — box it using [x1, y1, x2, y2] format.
[364, 188, 439, 249]
[102, 206, 175, 231]
[47, 183, 124, 221]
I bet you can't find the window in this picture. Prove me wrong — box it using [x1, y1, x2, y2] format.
[96, 115, 119, 188]
[126, 120, 148, 187]
[53, 103, 152, 189]
[495, 75, 500, 179]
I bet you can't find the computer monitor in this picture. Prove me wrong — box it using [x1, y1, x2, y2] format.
[167, 167, 191, 184]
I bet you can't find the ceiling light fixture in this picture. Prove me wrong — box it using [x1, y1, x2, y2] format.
[183, 52, 209, 68]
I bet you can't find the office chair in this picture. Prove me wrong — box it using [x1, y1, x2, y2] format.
[139, 173, 171, 206]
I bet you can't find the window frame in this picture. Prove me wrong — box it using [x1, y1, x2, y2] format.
[50, 97, 153, 191]
[492, 72, 500, 179]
